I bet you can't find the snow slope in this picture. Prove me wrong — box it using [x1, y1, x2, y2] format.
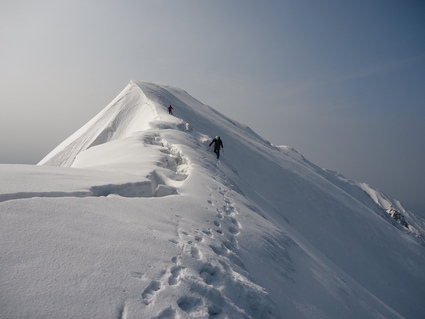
[1, 81, 425, 319]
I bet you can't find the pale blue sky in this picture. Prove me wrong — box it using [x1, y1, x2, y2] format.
[1, 0, 424, 214]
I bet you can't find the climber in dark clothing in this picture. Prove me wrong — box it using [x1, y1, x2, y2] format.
[209, 136, 223, 159]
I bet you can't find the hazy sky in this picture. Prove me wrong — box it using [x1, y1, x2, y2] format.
[1, 0, 424, 215]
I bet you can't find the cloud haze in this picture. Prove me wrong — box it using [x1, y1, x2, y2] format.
[1, 0, 424, 214]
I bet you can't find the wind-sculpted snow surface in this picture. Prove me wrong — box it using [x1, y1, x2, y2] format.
[1, 81, 425, 318]
[38, 81, 159, 167]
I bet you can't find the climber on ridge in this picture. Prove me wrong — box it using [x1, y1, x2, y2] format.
[209, 136, 223, 159]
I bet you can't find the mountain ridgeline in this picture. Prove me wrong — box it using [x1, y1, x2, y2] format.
[32, 80, 425, 318]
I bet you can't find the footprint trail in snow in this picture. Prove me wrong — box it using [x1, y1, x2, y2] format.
[130, 158, 278, 318]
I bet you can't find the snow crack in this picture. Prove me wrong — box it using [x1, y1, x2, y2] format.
[0, 190, 92, 203]
[1, 136, 190, 203]
[144, 134, 189, 197]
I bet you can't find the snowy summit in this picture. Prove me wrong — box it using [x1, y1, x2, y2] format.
[1, 81, 425, 319]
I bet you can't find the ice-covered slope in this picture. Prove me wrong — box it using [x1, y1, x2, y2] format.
[1, 81, 425, 319]
[38, 81, 160, 167]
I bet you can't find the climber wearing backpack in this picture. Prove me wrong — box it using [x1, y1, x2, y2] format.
[209, 136, 223, 159]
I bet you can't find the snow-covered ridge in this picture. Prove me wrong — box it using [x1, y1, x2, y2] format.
[356, 181, 425, 241]
[276, 143, 424, 242]
[318, 168, 425, 243]
[2, 81, 425, 318]
[38, 81, 160, 167]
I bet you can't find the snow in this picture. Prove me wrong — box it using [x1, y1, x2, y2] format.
[1, 81, 425, 318]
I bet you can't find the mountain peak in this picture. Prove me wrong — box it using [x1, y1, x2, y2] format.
[38, 81, 164, 167]
[15, 81, 423, 318]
